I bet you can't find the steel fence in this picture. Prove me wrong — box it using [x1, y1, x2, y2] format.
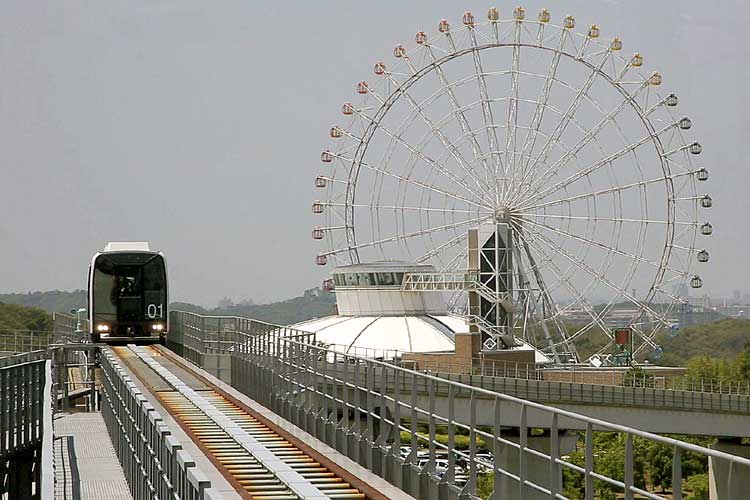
[229, 325, 750, 500]
[168, 311, 241, 364]
[99, 347, 215, 500]
[0, 351, 48, 459]
[52, 312, 88, 344]
[0, 330, 52, 355]
[302, 340, 750, 397]
[437, 372, 750, 414]
[0, 349, 53, 500]
[48, 344, 99, 413]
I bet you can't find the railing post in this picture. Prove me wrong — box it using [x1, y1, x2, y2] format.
[585, 422, 594, 500]
[519, 405, 528, 498]
[624, 433, 634, 500]
[445, 384, 456, 484]
[672, 446, 682, 500]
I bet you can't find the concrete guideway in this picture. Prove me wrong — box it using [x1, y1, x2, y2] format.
[112, 343, 414, 500]
[132, 345, 336, 500]
[155, 345, 416, 500]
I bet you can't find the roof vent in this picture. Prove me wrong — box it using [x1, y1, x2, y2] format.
[104, 241, 151, 252]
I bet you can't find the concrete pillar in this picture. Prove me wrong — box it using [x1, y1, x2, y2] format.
[493, 430, 577, 500]
[709, 438, 750, 500]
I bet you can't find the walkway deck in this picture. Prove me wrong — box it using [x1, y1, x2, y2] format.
[53, 412, 132, 500]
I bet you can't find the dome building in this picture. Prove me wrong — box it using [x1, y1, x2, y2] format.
[293, 261, 549, 365]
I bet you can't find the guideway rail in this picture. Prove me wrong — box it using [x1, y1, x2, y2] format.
[100, 347, 214, 500]
[127, 345, 367, 499]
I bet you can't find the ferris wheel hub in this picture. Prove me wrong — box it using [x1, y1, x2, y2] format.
[493, 207, 509, 222]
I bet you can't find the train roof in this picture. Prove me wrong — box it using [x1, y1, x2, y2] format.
[103, 241, 152, 253]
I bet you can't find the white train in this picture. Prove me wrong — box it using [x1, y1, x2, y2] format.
[87, 242, 168, 344]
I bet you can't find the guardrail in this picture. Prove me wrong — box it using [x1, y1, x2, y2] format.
[0, 349, 52, 499]
[168, 310, 750, 399]
[0, 330, 52, 355]
[0, 350, 48, 458]
[100, 347, 215, 500]
[49, 343, 99, 413]
[231, 326, 750, 500]
[168, 311, 245, 362]
[438, 372, 750, 415]
[52, 312, 88, 343]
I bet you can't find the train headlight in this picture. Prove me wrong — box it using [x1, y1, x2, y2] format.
[151, 323, 165, 332]
[96, 324, 110, 332]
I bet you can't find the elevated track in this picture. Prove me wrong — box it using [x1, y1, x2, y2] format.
[102, 344, 404, 500]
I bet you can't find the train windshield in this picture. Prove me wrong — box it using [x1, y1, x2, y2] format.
[92, 253, 167, 324]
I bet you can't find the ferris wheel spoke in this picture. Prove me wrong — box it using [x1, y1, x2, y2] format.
[519, 172, 678, 211]
[652, 285, 687, 306]
[523, 222, 671, 326]
[321, 215, 488, 257]
[467, 26, 504, 185]
[378, 69, 493, 200]
[519, 121, 678, 208]
[443, 244, 469, 271]
[353, 108, 496, 204]
[329, 202, 479, 214]
[514, 27, 566, 197]
[522, 217, 686, 276]
[519, 46, 613, 188]
[515, 228, 614, 348]
[511, 81, 650, 204]
[521, 228, 612, 348]
[519, 172, 702, 213]
[513, 229, 578, 359]
[417, 46, 495, 193]
[353, 158, 492, 210]
[416, 232, 468, 263]
[502, 19, 522, 193]
[518, 212, 695, 226]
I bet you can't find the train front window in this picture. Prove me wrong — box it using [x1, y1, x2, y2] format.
[116, 268, 141, 321]
[92, 253, 166, 326]
[142, 257, 166, 319]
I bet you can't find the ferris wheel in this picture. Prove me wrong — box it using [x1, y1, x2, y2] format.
[312, 7, 712, 362]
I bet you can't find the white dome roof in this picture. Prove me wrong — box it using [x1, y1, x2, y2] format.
[292, 315, 456, 356]
[291, 314, 550, 362]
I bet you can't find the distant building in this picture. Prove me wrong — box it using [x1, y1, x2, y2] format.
[293, 261, 549, 363]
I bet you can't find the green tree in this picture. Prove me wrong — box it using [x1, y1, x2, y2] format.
[684, 473, 709, 500]
[735, 342, 750, 383]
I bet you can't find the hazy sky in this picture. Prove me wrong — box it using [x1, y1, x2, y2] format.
[0, 1, 746, 305]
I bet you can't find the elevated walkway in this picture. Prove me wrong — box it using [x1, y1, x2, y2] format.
[53, 413, 131, 500]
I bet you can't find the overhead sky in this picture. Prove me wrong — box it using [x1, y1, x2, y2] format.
[0, 1, 746, 306]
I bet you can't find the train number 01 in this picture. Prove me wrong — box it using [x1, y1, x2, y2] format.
[147, 304, 163, 319]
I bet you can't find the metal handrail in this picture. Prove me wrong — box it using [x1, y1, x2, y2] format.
[0, 330, 53, 354]
[169, 309, 750, 397]
[0, 355, 48, 459]
[233, 328, 750, 500]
